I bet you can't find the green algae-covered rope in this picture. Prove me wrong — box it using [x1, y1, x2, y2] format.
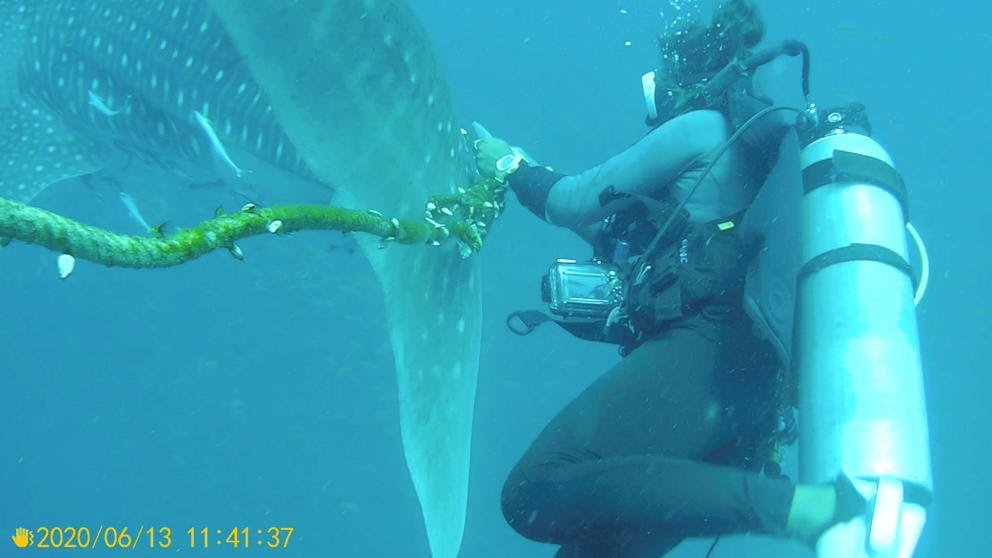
[0, 178, 506, 269]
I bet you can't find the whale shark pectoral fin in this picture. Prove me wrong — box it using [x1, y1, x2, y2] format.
[0, 99, 111, 203]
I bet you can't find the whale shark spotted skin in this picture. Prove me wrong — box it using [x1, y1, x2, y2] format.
[0, 0, 326, 202]
[3, 1, 483, 557]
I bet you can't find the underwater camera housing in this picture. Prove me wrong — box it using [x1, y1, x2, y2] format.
[541, 259, 626, 322]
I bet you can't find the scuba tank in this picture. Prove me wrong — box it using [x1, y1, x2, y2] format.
[796, 104, 932, 556]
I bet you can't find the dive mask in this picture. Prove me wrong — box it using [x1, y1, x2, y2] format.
[641, 70, 684, 127]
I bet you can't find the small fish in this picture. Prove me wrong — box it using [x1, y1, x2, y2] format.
[194, 110, 250, 178]
[87, 90, 131, 116]
[327, 230, 358, 255]
[118, 191, 152, 232]
[327, 243, 357, 256]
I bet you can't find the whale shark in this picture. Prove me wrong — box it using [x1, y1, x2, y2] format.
[1, 1, 481, 557]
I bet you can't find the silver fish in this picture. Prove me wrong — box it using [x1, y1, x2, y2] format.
[118, 191, 151, 232]
[87, 90, 131, 116]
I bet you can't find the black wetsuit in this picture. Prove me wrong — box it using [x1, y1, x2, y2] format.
[501, 110, 796, 557]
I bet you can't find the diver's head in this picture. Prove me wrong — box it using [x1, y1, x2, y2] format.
[642, 0, 765, 126]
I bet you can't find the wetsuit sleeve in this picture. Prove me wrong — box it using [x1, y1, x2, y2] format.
[506, 164, 566, 221]
[544, 110, 730, 230]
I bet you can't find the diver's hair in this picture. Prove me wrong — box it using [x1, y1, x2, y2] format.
[659, 0, 765, 87]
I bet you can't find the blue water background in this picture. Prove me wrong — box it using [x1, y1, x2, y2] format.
[1, 1, 989, 557]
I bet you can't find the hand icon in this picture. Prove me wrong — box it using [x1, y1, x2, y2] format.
[11, 527, 32, 548]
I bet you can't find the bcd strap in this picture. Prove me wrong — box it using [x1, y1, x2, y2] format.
[802, 150, 909, 220]
[506, 310, 553, 336]
[594, 188, 690, 261]
[627, 213, 749, 337]
[798, 243, 917, 288]
[506, 311, 632, 347]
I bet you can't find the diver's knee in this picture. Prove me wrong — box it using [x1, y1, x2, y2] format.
[500, 468, 532, 529]
[501, 467, 554, 542]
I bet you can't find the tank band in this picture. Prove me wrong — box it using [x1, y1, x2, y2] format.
[802, 150, 909, 220]
[798, 243, 916, 288]
[904, 481, 934, 507]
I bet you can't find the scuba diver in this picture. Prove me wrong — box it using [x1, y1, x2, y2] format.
[473, 1, 878, 556]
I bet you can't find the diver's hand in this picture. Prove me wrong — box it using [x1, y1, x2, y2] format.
[473, 132, 559, 219]
[474, 137, 521, 183]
